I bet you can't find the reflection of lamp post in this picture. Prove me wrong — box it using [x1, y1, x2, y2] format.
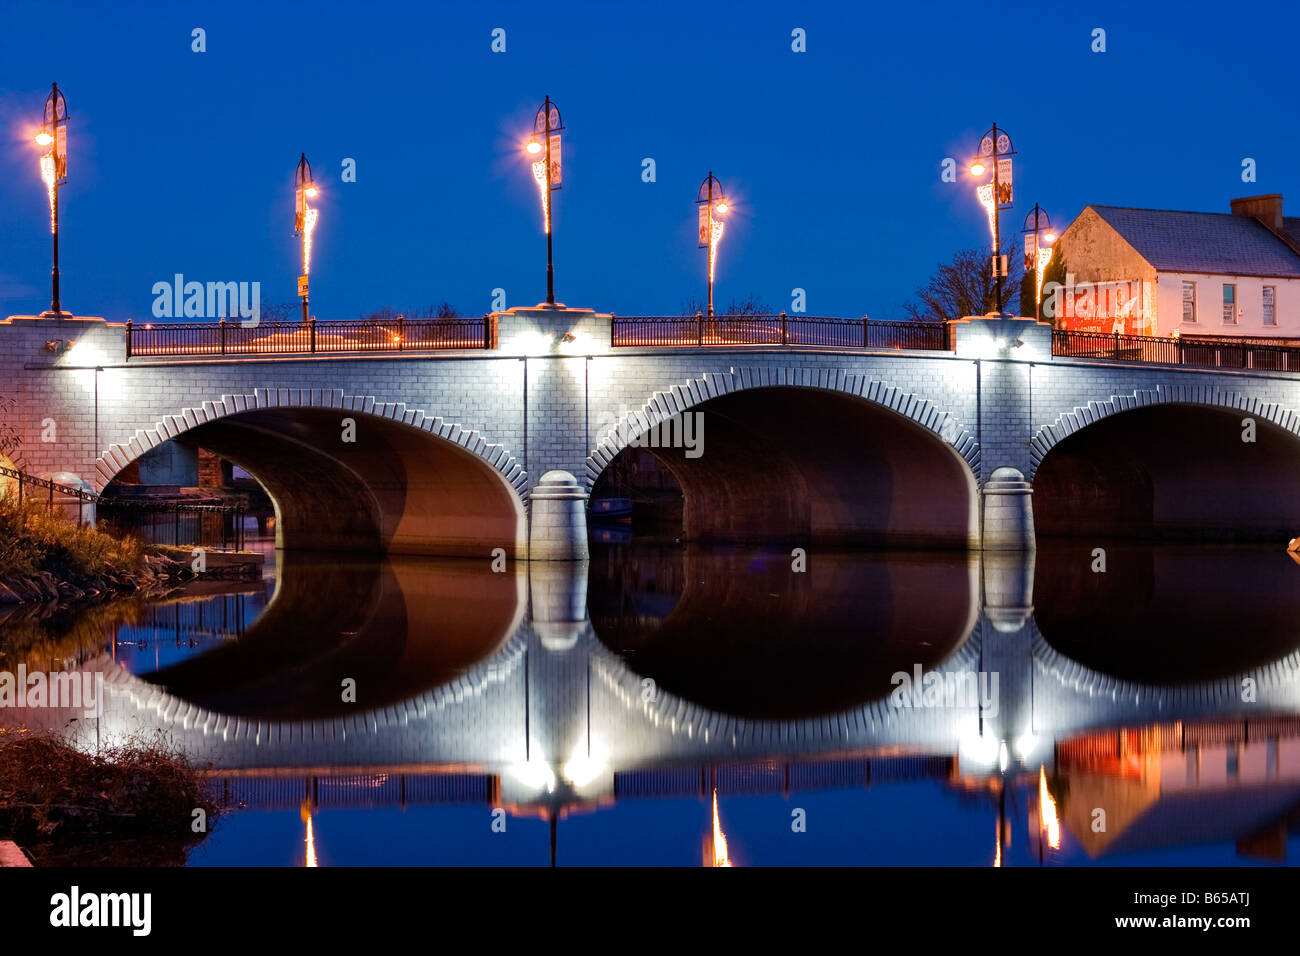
[969, 124, 1015, 314]
[1022, 205, 1055, 319]
[35, 83, 69, 316]
[695, 173, 728, 317]
[293, 153, 319, 325]
[525, 97, 564, 306]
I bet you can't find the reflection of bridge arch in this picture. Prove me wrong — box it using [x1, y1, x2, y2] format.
[1030, 620, 1300, 730]
[585, 629, 986, 757]
[98, 626, 529, 748]
[1030, 385, 1300, 540]
[92, 388, 528, 557]
[585, 369, 982, 547]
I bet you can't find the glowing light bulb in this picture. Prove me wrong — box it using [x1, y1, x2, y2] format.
[715, 201, 728, 214]
[35, 131, 53, 147]
[969, 161, 986, 177]
[526, 138, 542, 155]
[305, 184, 319, 198]
[1043, 232, 1056, 244]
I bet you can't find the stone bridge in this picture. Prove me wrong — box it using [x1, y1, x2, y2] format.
[6, 307, 1300, 557]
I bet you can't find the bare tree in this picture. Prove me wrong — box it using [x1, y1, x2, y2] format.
[903, 242, 1022, 321]
[679, 293, 773, 316]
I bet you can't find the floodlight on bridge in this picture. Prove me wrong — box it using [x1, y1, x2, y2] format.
[696, 172, 729, 317]
[294, 153, 319, 325]
[35, 82, 69, 316]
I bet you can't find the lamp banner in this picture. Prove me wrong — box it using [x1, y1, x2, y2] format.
[698, 205, 711, 247]
[548, 134, 562, 187]
[295, 190, 305, 233]
[55, 125, 67, 182]
[996, 158, 1012, 205]
[1024, 231, 1037, 271]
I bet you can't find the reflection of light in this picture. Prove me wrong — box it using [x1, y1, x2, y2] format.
[1015, 732, 1038, 760]
[998, 740, 1009, 772]
[508, 759, 556, 793]
[557, 328, 597, 355]
[1038, 766, 1060, 850]
[993, 816, 1001, 868]
[532, 159, 550, 233]
[960, 729, 1001, 767]
[562, 739, 607, 788]
[709, 789, 732, 867]
[40, 155, 56, 232]
[301, 800, 318, 867]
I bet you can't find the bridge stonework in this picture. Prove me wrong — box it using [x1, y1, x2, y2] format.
[7, 309, 1300, 554]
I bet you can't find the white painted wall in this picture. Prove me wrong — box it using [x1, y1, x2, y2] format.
[1156, 272, 1300, 338]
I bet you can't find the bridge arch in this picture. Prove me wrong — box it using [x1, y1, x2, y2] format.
[585, 367, 981, 548]
[1030, 384, 1300, 540]
[92, 388, 528, 557]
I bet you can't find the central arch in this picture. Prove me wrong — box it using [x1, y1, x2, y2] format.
[587, 369, 980, 548]
[92, 388, 527, 557]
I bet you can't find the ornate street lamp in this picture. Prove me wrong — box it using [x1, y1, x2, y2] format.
[1022, 204, 1056, 319]
[525, 96, 564, 305]
[968, 123, 1016, 313]
[696, 172, 728, 317]
[35, 83, 69, 316]
[293, 153, 319, 325]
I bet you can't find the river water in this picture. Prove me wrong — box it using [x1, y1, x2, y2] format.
[49, 532, 1289, 867]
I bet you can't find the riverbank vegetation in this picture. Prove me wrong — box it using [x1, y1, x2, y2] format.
[0, 730, 219, 865]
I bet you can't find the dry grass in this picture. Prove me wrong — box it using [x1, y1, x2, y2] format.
[0, 730, 219, 847]
[0, 492, 145, 581]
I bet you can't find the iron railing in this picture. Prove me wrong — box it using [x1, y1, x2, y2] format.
[2, 463, 246, 547]
[611, 314, 952, 350]
[126, 316, 494, 358]
[1051, 329, 1300, 371]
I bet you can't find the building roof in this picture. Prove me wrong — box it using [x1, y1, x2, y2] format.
[1088, 205, 1300, 278]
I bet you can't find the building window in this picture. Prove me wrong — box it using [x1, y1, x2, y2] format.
[1182, 281, 1197, 323]
[1263, 286, 1276, 326]
[1223, 284, 1237, 323]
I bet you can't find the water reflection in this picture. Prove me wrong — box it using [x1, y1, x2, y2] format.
[6, 537, 1300, 865]
[588, 539, 980, 718]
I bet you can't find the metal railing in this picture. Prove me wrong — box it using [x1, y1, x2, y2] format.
[2, 463, 246, 547]
[126, 316, 494, 358]
[612, 314, 952, 350]
[1052, 329, 1300, 371]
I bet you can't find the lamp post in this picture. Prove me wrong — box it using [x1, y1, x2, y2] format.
[969, 123, 1016, 314]
[525, 96, 564, 306]
[696, 173, 728, 317]
[293, 153, 319, 325]
[35, 83, 69, 316]
[1022, 205, 1056, 319]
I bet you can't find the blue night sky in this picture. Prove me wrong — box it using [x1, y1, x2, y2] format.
[2, 0, 1298, 323]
